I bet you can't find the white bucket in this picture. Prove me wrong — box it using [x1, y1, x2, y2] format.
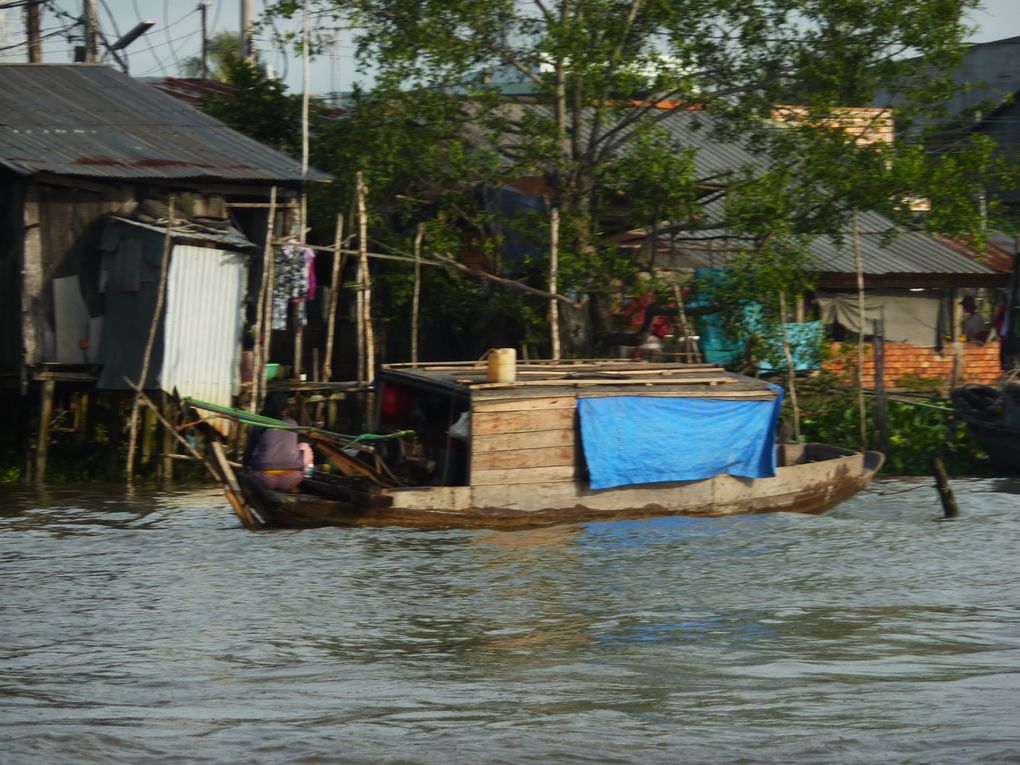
[486, 347, 517, 383]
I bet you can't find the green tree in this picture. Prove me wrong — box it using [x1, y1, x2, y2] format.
[180, 31, 243, 81]
[262, 1, 1007, 346]
[200, 56, 306, 155]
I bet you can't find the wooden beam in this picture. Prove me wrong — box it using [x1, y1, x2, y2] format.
[33, 378, 55, 485]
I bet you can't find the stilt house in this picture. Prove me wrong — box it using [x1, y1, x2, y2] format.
[0, 64, 329, 480]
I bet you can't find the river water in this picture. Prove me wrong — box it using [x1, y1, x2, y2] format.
[1, 479, 1018, 764]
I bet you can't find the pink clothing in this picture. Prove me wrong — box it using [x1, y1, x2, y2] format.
[250, 443, 314, 492]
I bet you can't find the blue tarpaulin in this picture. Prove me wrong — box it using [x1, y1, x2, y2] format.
[577, 392, 783, 490]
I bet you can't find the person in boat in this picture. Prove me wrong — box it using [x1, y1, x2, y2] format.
[242, 391, 314, 491]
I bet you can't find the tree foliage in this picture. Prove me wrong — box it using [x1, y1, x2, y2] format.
[257, 0, 1013, 357]
[179, 31, 243, 81]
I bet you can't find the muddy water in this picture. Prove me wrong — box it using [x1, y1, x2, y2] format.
[1, 479, 1018, 764]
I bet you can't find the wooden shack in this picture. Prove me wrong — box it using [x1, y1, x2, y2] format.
[0, 64, 329, 481]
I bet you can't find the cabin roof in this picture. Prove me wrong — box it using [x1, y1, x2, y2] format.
[0, 64, 330, 183]
[379, 361, 778, 399]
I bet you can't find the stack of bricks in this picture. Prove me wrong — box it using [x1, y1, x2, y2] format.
[824, 342, 1002, 388]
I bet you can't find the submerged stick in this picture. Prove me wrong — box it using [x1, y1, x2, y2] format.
[932, 457, 959, 519]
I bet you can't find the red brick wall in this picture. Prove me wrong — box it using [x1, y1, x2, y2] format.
[824, 342, 1002, 388]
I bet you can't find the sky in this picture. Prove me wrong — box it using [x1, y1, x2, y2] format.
[1, 0, 1018, 97]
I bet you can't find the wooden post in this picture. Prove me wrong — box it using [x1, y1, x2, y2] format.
[873, 316, 889, 453]
[33, 378, 55, 485]
[252, 186, 277, 411]
[357, 172, 375, 427]
[292, 300, 304, 380]
[549, 207, 561, 361]
[932, 457, 959, 519]
[322, 214, 344, 381]
[412, 223, 424, 365]
[127, 197, 175, 483]
[141, 405, 156, 464]
[356, 172, 374, 382]
[852, 208, 868, 450]
[778, 291, 801, 441]
[355, 185, 367, 384]
[158, 391, 175, 483]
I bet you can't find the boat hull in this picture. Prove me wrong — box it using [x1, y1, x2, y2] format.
[959, 416, 1020, 473]
[249, 444, 884, 529]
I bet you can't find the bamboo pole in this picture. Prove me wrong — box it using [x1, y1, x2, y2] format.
[125, 378, 263, 530]
[252, 186, 277, 411]
[356, 171, 374, 389]
[412, 223, 424, 365]
[126, 197, 175, 482]
[778, 291, 801, 441]
[852, 208, 867, 449]
[322, 214, 344, 381]
[355, 218, 366, 380]
[549, 207, 561, 360]
[260, 206, 278, 411]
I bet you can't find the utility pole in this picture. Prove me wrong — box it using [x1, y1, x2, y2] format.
[198, 2, 209, 78]
[241, 0, 256, 63]
[25, 1, 42, 63]
[84, 0, 99, 64]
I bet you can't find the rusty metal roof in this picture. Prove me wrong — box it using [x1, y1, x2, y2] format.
[0, 64, 330, 183]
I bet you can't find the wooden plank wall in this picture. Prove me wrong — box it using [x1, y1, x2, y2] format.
[470, 396, 578, 486]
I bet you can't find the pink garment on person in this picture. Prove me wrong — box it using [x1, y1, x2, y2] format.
[251, 443, 314, 492]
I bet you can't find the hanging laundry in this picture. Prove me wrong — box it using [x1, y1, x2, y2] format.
[272, 245, 315, 329]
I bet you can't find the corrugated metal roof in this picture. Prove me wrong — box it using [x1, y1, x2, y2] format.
[0, 64, 330, 183]
[623, 200, 997, 277]
[502, 102, 996, 277]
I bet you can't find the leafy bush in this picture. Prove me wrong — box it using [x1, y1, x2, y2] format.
[790, 374, 990, 476]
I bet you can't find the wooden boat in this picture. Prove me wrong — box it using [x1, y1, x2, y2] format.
[951, 382, 1020, 474]
[198, 360, 884, 530]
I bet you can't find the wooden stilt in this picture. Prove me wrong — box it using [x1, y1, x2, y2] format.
[158, 391, 175, 484]
[104, 392, 122, 481]
[253, 187, 278, 411]
[141, 405, 156, 465]
[323, 214, 344, 381]
[34, 377, 55, 485]
[127, 197, 175, 483]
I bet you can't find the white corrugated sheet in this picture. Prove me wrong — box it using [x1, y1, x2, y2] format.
[161, 245, 247, 420]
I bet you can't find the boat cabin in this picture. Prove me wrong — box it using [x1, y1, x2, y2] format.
[374, 360, 785, 492]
